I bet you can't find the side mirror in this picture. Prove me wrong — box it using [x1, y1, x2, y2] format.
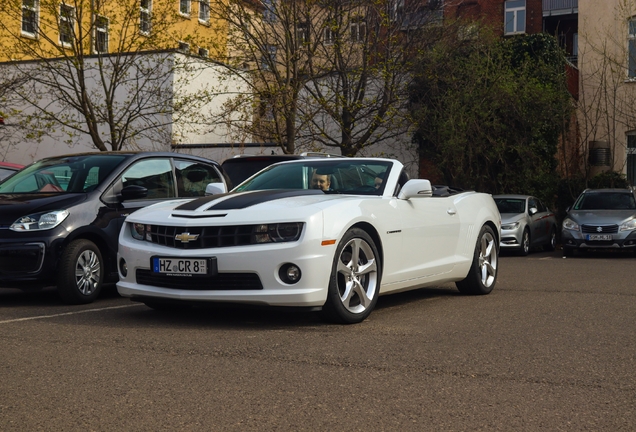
[205, 182, 227, 196]
[529, 207, 538, 216]
[398, 179, 433, 200]
[565, 206, 571, 213]
[119, 185, 148, 201]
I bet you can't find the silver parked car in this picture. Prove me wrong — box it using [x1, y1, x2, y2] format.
[494, 195, 558, 255]
[561, 188, 636, 257]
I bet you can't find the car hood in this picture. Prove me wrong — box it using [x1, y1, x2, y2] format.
[127, 189, 363, 225]
[499, 213, 525, 224]
[0, 193, 87, 225]
[567, 209, 636, 225]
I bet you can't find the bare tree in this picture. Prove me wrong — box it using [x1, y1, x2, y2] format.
[0, 0, 221, 151]
[209, 0, 443, 156]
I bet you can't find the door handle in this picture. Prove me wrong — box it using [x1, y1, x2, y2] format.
[447, 208, 456, 215]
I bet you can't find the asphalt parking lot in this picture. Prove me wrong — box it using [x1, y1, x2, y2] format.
[1, 248, 635, 431]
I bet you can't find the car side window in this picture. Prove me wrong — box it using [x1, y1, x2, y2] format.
[175, 160, 222, 197]
[393, 170, 409, 196]
[120, 159, 175, 200]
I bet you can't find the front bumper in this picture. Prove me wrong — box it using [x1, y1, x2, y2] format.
[561, 229, 636, 250]
[116, 234, 335, 308]
[0, 227, 66, 287]
[499, 226, 523, 249]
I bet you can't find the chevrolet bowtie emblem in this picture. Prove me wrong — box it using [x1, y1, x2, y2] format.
[175, 232, 199, 243]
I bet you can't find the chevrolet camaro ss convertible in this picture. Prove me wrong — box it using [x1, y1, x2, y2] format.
[116, 158, 501, 324]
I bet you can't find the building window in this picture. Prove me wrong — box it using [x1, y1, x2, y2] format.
[22, 0, 39, 36]
[296, 22, 309, 44]
[351, 18, 366, 42]
[627, 133, 636, 186]
[263, 0, 275, 22]
[324, 26, 336, 45]
[262, 44, 276, 70]
[179, 0, 190, 16]
[198, 47, 209, 57]
[140, 0, 151, 34]
[178, 41, 190, 53]
[504, 0, 525, 35]
[389, 0, 404, 22]
[94, 15, 108, 53]
[59, 4, 75, 47]
[629, 19, 636, 78]
[199, 0, 209, 24]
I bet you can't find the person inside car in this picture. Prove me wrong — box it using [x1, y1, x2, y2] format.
[311, 170, 331, 191]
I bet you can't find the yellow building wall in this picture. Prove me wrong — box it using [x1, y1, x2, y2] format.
[0, 0, 228, 62]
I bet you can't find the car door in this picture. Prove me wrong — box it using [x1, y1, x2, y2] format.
[394, 193, 461, 282]
[528, 197, 548, 246]
[99, 157, 178, 253]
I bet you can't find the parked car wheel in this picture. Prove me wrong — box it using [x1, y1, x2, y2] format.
[456, 225, 498, 295]
[545, 227, 557, 252]
[321, 228, 381, 324]
[519, 229, 530, 256]
[57, 239, 104, 304]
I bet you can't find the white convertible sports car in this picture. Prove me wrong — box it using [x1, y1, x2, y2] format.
[116, 158, 501, 324]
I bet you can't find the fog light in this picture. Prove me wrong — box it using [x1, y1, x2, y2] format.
[119, 258, 128, 277]
[279, 263, 301, 284]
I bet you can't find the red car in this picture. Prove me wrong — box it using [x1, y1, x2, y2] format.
[0, 161, 24, 180]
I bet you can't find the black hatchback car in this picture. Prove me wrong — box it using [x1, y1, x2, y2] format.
[0, 152, 229, 304]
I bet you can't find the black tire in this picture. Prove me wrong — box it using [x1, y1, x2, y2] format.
[456, 225, 498, 295]
[563, 247, 574, 257]
[519, 229, 530, 256]
[321, 228, 382, 324]
[57, 239, 104, 304]
[544, 227, 557, 252]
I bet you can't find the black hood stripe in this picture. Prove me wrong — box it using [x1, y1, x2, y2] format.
[208, 189, 324, 210]
[174, 193, 231, 211]
[174, 189, 324, 212]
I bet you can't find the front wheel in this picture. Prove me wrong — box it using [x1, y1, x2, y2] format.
[519, 229, 530, 256]
[321, 228, 381, 324]
[57, 239, 104, 304]
[456, 225, 498, 295]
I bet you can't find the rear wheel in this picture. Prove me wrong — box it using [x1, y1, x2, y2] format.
[321, 228, 381, 324]
[545, 227, 557, 251]
[456, 225, 498, 295]
[57, 239, 104, 304]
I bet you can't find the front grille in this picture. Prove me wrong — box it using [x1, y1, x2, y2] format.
[148, 225, 256, 249]
[0, 243, 45, 274]
[135, 269, 263, 290]
[581, 224, 618, 234]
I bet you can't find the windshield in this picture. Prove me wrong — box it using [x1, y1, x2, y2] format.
[494, 198, 526, 214]
[574, 192, 636, 210]
[0, 155, 127, 194]
[234, 160, 392, 196]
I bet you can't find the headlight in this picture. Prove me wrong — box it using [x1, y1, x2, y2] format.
[10, 210, 70, 231]
[620, 219, 636, 231]
[562, 218, 579, 231]
[501, 222, 520, 230]
[130, 223, 152, 241]
[254, 223, 303, 243]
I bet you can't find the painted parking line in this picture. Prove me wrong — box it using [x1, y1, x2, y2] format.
[0, 303, 143, 325]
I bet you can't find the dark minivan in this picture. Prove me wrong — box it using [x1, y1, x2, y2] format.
[0, 152, 229, 304]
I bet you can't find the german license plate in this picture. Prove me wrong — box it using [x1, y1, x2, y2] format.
[152, 257, 211, 276]
[586, 234, 612, 241]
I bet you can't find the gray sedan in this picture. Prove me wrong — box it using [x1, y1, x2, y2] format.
[494, 195, 558, 255]
[562, 188, 636, 256]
